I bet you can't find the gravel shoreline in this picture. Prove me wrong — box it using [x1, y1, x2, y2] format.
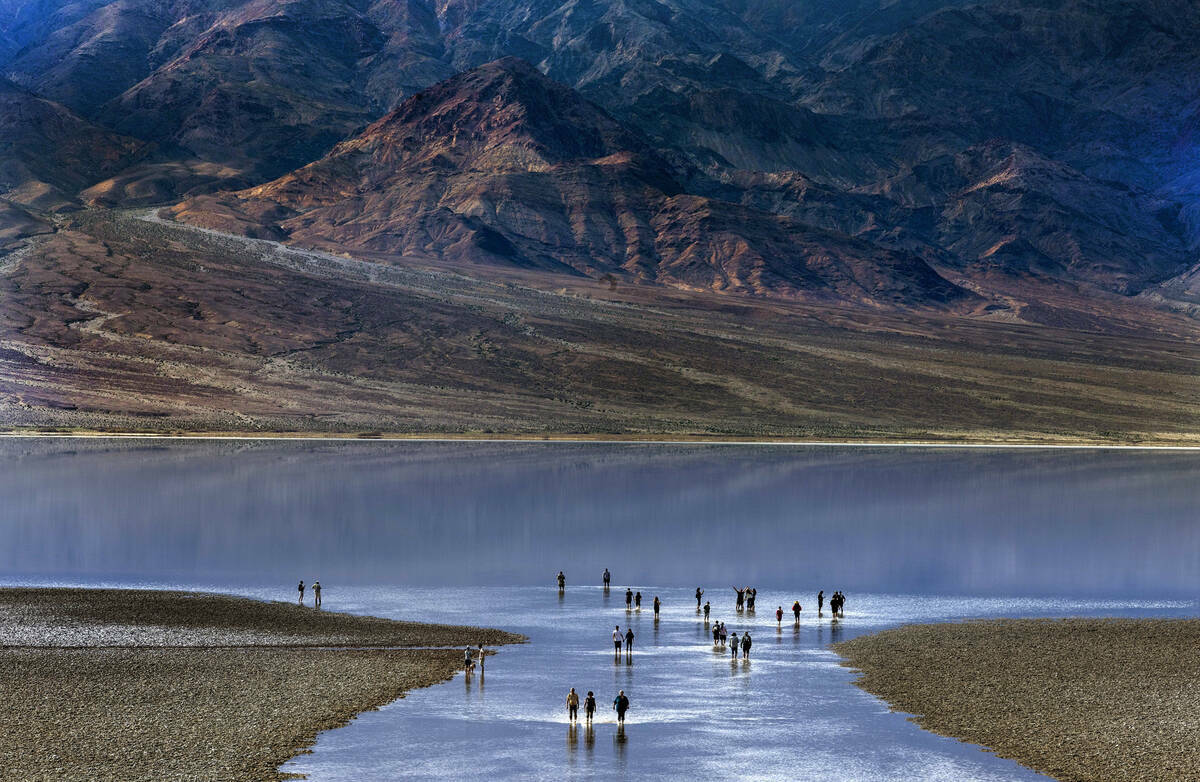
[0, 588, 524, 781]
[835, 618, 1200, 782]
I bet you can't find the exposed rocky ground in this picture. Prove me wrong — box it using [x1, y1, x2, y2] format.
[0, 589, 522, 782]
[836, 619, 1200, 782]
[1, 209, 1197, 441]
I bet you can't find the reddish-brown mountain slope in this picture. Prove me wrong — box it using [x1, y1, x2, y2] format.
[174, 58, 971, 307]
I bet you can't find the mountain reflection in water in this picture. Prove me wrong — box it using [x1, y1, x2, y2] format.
[1, 439, 1196, 597]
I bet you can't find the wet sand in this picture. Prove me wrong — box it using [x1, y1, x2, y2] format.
[0, 589, 523, 781]
[835, 618, 1200, 782]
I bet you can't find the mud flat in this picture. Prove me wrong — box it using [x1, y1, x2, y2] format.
[0, 588, 523, 781]
[835, 618, 1200, 782]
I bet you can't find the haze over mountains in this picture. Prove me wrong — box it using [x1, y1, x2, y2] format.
[1, 0, 1198, 438]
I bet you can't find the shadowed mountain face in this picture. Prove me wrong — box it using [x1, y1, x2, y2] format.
[2, 0, 1200, 308]
[172, 58, 971, 306]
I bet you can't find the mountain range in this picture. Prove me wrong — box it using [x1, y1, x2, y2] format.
[1, 0, 1198, 437]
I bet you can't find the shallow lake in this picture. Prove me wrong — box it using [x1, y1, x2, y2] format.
[2, 438, 1198, 780]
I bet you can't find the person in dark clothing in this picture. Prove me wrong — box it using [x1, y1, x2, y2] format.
[625, 588, 633, 609]
[818, 590, 825, 615]
[585, 691, 596, 722]
[741, 632, 752, 659]
[653, 596, 660, 618]
[792, 600, 801, 621]
[313, 580, 322, 608]
[747, 588, 756, 612]
[712, 623, 720, 644]
[734, 587, 745, 611]
[703, 601, 711, 621]
[613, 690, 630, 723]
[695, 587, 704, 609]
[297, 580, 304, 604]
[624, 627, 634, 653]
[603, 569, 610, 589]
[776, 606, 783, 625]
[557, 571, 566, 591]
[635, 592, 642, 610]
[729, 632, 739, 658]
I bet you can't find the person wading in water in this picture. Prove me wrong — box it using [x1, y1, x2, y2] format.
[567, 688, 580, 721]
[557, 571, 566, 591]
[792, 600, 801, 621]
[695, 587, 704, 610]
[653, 595, 661, 618]
[585, 691, 596, 722]
[741, 632, 752, 659]
[625, 588, 633, 610]
[603, 569, 610, 590]
[613, 690, 630, 724]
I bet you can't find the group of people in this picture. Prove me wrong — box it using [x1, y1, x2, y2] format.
[817, 590, 847, 617]
[296, 579, 322, 607]
[612, 625, 635, 656]
[733, 586, 757, 611]
[775, 601, 803, 624]
[462, 644, 488, 674]
[566, 688, 630, 724]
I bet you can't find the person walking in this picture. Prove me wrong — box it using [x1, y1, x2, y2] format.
[741, 632, 752, 659]
[653, 596, 660, 618]
[719, 622, 727, 646]
[818, 590, 824, 615]
[792, 600, 801, 621]
[703, 601, 711, 621]
[313, 580, 322, 608]
[297, 580, 305, 604]
[776, 606, 783, 625]
[712, 622, 720, 645]
[695, 587, 704, 609]
[584, 691, 596, 722]
[603, 569, 610, 589]
[729, 632, 739, 658]
[635, 591, 642, 610]
[613, 690, 630, 724]
[624, 627, 634, 654]
[557, 571, 566, 591]
[567, 688, 580, 721]
[625, 588, 633, 610]
[613, 626, 623, 655]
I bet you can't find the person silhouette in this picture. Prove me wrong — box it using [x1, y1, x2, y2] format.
[297, 580, 304, 604]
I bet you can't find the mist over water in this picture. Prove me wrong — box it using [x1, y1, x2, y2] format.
[1, 438, 1197, 598]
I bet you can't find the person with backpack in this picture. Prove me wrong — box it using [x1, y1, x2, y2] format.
[567, 688, 580, 721]
[741, 632, 752, 659]
[712, 622, 720, 645]
[584, 691, 597, 722]
[613, 690, 630, 724]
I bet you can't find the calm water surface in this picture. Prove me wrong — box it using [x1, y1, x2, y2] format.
[2, 438, 1198, 780]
